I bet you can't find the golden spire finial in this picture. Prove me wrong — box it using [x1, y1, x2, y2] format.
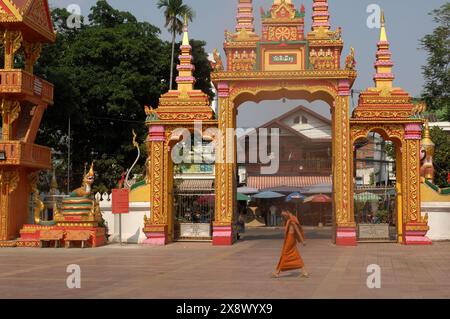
[424, 120, 431, 139]
[182, 14, 189, 46]
[380, 10, 387, 42]
[183, 13, 188, 29]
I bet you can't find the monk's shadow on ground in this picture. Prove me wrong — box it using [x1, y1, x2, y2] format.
[240, 233, 284, 241]
[270, 272, 306, 279]
[240, 228, 332, 241]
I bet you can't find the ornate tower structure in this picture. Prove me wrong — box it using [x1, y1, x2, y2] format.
[223, 0, 260, 72]
[307, 0, 343, 71]
[351, 11, 431, 245]
[143, 17, 215, 245]
[258, 0, 307, 71]
[373, 12, 395, 91]
[0, 0, 55, 244]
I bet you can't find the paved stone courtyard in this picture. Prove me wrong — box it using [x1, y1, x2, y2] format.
[0, 227, 449, 299]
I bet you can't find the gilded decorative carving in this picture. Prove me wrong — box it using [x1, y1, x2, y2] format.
[1, 29, 23, 69]
[215, 97, 230, 223]
[0, 170, 20, 241]
[149, 141, 164, 224]
[0, 99, 21, 139]
[345, 47, 356, 71]
[22, 40, 42, 73]
[231, 49, 256, 72]
[353, 110, 412, 118]
[405, 139, 420, 223]
[350, 124, 405, 144]
[212, 70, 357, 81]
[334, 96, 353, 227]
[267, 26, 298, 41]
[157, 112, 213, 121]
[212, 48, 224, 72]
[310, 48, 336, 70]
[229, 82, 338, 105]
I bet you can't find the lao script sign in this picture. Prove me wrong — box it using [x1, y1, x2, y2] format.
[112, 189, 129, 214]
[269, 54, 297, 64]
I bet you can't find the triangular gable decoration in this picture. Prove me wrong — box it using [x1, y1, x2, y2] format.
[0, 0, 55, 42]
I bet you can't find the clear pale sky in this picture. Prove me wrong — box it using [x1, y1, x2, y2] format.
[49, 0, 446, 127]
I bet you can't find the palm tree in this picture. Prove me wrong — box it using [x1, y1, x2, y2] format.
[157, 0, 195, 90]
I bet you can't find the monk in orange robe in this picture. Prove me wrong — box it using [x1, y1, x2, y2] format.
[272, 210, 309, 278]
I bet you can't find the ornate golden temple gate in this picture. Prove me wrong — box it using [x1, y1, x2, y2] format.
[143, 0, 431, 246]
[210, 79, 355, 245]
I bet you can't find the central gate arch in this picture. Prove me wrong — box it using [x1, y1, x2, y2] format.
[210, 76, 356, 245]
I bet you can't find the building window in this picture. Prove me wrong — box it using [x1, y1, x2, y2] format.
[302, 116, 308, 124]
[293, 116, 300, 124]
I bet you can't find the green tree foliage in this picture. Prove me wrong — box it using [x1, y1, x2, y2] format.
[420, 3, 450, 121]
[430, 127, 450, 188]
[35, 0, 212, 193]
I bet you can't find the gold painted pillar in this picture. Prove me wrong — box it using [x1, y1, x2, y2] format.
[165, 135, 174, 242]
[395, 145, 403, 243]
[213, 83, 237, 245]
[334, 80, 357, 245]
[0, 99, 21, 141]
[2, 30, 22, 70]
[402, 124, 431, 245]
[143, 125, 170, 245]
[0, 169, 20, 241]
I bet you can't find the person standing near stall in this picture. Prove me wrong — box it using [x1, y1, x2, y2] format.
[269, 204, 278, 226]
[272, 209, 309, 278]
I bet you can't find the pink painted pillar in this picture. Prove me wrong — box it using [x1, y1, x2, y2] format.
[143, 125, 169, 246]
[403, 123, 432, 245]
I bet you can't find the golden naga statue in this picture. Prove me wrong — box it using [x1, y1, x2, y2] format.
[144, 104, 159, 121]
[420, 121, 435, 181]
[55, 161, 103, 227]
[212, 48, 224, 72]
[70, 162, 95, 198]
[412, 101, 427, 117]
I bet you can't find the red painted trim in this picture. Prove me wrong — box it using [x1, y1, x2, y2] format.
[212, 236, 233, 246]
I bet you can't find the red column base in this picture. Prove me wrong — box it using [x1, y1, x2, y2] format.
[403, 223, 432, 245]
[90, 228, 106, 247]
[143, 225, 168, 246]
[336, 226, 357, 246]
[212, 225, 234, 246]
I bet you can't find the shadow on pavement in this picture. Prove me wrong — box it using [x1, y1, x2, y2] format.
[239, 227, 332, 241]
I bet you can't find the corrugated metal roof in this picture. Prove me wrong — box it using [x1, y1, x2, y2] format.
[175, 179, 215, 191]
[247, 176, 332, 190]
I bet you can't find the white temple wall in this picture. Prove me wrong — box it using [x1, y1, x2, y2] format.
[96, 192, 150, 244]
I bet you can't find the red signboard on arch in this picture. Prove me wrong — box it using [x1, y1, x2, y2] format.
[112, 189, 129, 214]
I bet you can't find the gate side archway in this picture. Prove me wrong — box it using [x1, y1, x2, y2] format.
[349, 10, 431, 245]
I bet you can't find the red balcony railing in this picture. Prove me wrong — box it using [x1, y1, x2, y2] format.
[0, 69, 54, 105]
[0, 141, 52, 169]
